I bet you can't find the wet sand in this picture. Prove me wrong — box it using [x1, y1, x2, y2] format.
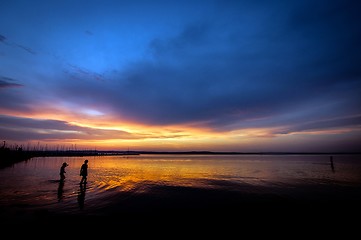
[2, 183, 361, 230]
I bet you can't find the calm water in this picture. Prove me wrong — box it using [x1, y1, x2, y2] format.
[1, 154, 361, 219]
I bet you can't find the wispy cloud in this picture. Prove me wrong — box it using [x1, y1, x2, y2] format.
[0, 115, 140, 141]
[0, 76, 23, 88]
[0, 34, 36, 55]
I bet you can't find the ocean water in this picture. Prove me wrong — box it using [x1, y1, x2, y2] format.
[1, 154, 361, 222]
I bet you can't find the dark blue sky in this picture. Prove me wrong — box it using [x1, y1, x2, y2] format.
[1, 0, 361, 152]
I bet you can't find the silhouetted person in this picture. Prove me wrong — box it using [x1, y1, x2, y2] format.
[77, 183, 86, 210]
[80, 159, 88, 184]
[60, 162, 68, 181]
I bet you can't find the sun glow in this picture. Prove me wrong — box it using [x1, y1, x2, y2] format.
[2, 104, 360, 152]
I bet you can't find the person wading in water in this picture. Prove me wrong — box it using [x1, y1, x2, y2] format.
[79, 159, 88, 184]
[60, 162, 68, 181]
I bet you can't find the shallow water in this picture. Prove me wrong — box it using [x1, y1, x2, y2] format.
[1, 154, 361, 219]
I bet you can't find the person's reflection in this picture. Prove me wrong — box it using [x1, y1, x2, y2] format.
[57, 180, 65, 201]
[77, 183, 86, 210]
[330, 156, 335, 173]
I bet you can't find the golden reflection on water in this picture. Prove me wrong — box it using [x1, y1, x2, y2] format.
[1, 154, 360, 199]
[93, 156, 226, 192]
[85, 154, 347, 193]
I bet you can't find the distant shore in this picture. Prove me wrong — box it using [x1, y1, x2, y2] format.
[0, 149, 138, 169]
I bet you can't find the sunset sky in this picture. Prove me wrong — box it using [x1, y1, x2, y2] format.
[1, 0, 360, 152]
